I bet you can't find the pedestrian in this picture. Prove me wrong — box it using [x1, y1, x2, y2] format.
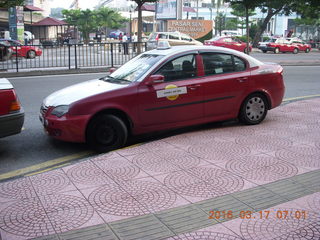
[122, 33, 129, 55]
[118, 32, 123, 52]
[132, 32, 137, 52]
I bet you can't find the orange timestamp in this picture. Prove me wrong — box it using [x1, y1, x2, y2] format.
[209, 210, 308, 220]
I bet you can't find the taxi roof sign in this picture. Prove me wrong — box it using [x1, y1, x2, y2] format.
[157, 40, 171, 50]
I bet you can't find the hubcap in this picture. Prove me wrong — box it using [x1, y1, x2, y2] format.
[245, 97, 265, 121]
[97, 125, 116, 145]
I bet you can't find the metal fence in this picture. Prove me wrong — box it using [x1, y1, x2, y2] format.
[0, 42, 148, 72]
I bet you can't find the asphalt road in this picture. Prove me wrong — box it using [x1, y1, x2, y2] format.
[0, 65, 319, 179]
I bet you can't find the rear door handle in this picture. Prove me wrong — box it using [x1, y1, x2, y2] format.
[237, 77, 248, 83]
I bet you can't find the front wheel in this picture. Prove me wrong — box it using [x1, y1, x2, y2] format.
[27, 50, 36, 59]
[305, 48, 310, 53]
[274, 47, 280, 54]
[86, 114, 128, 152]
[293, 48, 299, 54]
[239, 94, 268, 125]
[262, 50, 267, 53]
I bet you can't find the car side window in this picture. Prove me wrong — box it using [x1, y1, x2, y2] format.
[156, 54, 197, 81]
[202, 53, 246, 75]
[169, 33, 180, 40]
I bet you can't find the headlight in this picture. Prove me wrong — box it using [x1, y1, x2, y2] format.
[51, 105, 69, 118]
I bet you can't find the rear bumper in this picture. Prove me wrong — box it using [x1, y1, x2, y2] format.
[258, 46, 275, 52]
[0, 109, 24, 138]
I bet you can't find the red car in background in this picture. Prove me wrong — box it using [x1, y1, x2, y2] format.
[204, 36, 252, 53]
[286, 38, 311, 53]
[0, 78, 24, 138]
[258, 38, 299, 54]
[0, 39, 42, 59]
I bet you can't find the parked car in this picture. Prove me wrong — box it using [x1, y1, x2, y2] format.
[0, 78, 24, 138]
[109, 30, 124, 39]
[40, 44, 284, 152]
[258, 38, 299, 54]
[204, 36, 252, 53]
[286, 38, 311, 53]
[147, 31, 202, 50]
[0, 39, 42, 58]
[0, 41, 12, 61]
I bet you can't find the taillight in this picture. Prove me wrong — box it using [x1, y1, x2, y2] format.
[155, 34, 159, 41]
[9, 100, 21, 113]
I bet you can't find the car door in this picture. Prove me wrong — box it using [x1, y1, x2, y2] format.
[200, 52, 249, 118]
[137, 53, 204, 126]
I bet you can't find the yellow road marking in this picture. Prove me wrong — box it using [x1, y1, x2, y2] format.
[0, 151, 93, 181]
[283, 94, 320, 102]
[25, 163, 70, 177]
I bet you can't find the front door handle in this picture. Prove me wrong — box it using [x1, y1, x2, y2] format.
[187, 84, 201, 90]
[237, 77, 248, 83]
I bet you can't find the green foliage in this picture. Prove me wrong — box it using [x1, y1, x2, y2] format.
[225, 18, 238, 30]
[235, 35, 252, 42]
[62, 7, 127, 43]
[0, 0, 24, 8]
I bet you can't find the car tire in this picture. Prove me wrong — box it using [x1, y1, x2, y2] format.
[293, 48, 299, 54]
[305, 48, 310, 53]
[274, 47, 280, 54]
[262, 50, 267, 53]
[239, 93, 268, 125]
[27, 50, 36, 59]
[86, 114, 128, 152]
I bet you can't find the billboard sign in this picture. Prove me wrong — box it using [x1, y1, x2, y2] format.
[8, 6, 24, 42]
[156, 0, 177, 20]
[168, 20, 213, 40]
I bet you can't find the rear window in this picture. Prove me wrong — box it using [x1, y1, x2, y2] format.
[148, 33, 168, 41]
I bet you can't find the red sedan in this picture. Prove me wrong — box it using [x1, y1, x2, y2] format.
[0, 39, 42, 59]
[0, 78, 24, 138]
[40, 45, 285, 152]
[258, 38, 299, 54]
[204, 36, 252, 53]
[287, 38, 311, 53]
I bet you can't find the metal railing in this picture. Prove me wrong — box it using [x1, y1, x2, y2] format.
[0, 42, 148, 72]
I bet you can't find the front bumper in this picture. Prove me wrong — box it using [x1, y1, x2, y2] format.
[40, 112, 91, 143]
[0, 110, 24, 138]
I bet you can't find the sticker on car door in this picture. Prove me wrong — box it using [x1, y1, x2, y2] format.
[156, 84, 187, 101]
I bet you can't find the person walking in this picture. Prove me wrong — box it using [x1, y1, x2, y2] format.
[122, 33, 129, 55]
[118, 32, 123, 52]
[132, 32, 137, 52]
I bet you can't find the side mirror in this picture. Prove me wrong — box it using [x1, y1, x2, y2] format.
[109, 67, 116, 74]
[145, 75, 165, 86]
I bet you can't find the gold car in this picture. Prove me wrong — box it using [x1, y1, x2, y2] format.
[147, 31, 202, 50]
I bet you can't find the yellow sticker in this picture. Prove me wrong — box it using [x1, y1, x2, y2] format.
[165, 84, 179, 101]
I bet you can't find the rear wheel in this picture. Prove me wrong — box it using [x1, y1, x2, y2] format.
[305, 48, 310, 53]
[293, 48, 299, 54]
[262, 50, 267, 53]
[274, 47, 280, 54]
[239, 93, 268, 125]
[27, 50, 36, 59]
[86, 114, 128, 152]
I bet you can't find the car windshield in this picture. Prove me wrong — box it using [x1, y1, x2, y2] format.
[103, 54, 164, 83]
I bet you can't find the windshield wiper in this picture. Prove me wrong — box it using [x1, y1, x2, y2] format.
[99, 76, 131, 84]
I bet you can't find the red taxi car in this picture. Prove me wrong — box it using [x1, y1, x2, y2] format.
[0, 78, 24, 138]
[287, 38, 311, 53]
[258, 38, 299, 54]
[0, 39, 42, 59]
[40, 45, 285, 152]
[204, 36, 252, 53]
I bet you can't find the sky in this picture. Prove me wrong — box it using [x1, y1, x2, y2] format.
[48, 0, 101, 10]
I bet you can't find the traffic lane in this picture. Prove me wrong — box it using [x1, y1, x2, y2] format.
[282, 66, 320, 99]
[251, 51, 320, 63]
[0, 66, 319, 178]
[0, 73, 107, 176]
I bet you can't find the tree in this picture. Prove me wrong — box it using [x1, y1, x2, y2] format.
[62, 7, 127, 43]
[225, 0, 259, 54]
[0, 0, 24, 8]
[211, 0, 224, 35]
[230, 3, 255, 35]
[131, 0, 157, 53]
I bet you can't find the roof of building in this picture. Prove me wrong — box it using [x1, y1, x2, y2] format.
[32, 17, 67, 26]
[24, 5, 43, 12]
